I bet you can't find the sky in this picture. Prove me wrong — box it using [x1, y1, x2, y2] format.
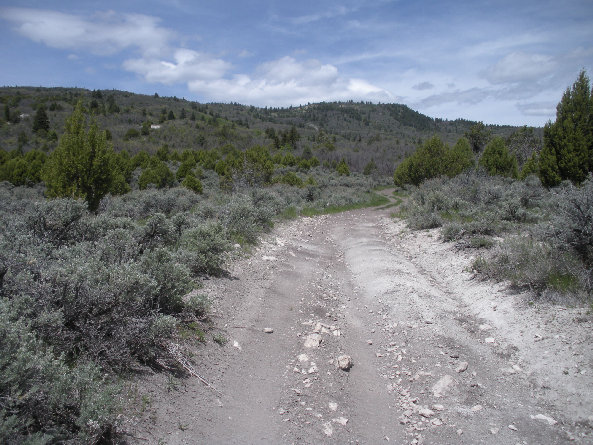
[1, 1, 592, 126]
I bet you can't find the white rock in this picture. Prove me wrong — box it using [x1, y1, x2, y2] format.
[337, 355, 353, 371]
[323, 422, 333, 437]
[479, 324, 492, 331]
[308, 364, 318, 374]
[432, 375, 455, 398]
[333, 417, 348, 426]
[431, 418, 443, 426]
[418, 408, 434, 418]
[530, 414, 557, 425]
[263, 327, 274, 333]
[367, 339, 373, 345]
[490, 427, 500, 435]
[432, 404, 445, 411]
[298, 353, 309, 363]
[304, 333, 322, 348]
[456, 362, 469, 373]
[328, 401, 338, 411]
[508, 424, 518, 431]
[232, 340, 242, 350]
[485, 337, 495, 343]
[471, 405, 483, 412]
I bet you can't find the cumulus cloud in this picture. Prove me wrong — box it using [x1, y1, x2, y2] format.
[123, 49, 231, 84]
[0, 7, 171, 56]
[187, 56, 393, 106]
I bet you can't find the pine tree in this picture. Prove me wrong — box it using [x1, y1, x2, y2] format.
[540, 70, 593, 185]
[42, 101, 115, 211]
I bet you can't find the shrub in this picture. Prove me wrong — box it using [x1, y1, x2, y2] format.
[549, 177, 593, 264]
[478, 136, 519, 178]
[182, 174, 203, 194]
[178, 223, 230, 276]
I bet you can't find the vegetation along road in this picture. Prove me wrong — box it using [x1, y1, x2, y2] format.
[128, 191, 592, 444]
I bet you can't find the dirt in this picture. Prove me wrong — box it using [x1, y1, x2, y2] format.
[124, 190, 593, 444]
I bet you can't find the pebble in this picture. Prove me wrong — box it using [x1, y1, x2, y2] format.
[490, 427, 500, 435]
[304, 333, 322, 348]
[367, 339, 373, 345]
[508, 424, 518, 431]
[263, 327, 274, 333]
[530, 414, 557, 425]
[485, 337, 495, 343]
[233, 340, 242, 350]
[456, 361, 469, 373]
[333, 417, 348, 426]
[323, 422, 333, 437]
[418, 408, 434, 418]
[432, 375, 455, 398]
[432, 404, 444, 411]
[329, 401, 338, 411]
[337, 355, 353, 371]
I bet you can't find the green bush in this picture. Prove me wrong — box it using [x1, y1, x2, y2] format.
[478, 137, 519, 178]
[182, 173, 203, 194]
[178, 223, 230, 276]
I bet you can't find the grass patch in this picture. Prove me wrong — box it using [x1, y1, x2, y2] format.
[300, 192, 389, 216]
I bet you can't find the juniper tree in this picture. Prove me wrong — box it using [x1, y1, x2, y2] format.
[540, 70, 593, 186]
[42, 101, 114, 211]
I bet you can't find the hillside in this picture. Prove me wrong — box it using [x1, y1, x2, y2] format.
[0, 86, 530, 175]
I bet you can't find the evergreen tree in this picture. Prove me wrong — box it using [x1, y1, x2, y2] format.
[464, 122, 492, 153]
[42, 101, 114, 211]
[540, 70, 593, 186]
[478, 137, 518, 178]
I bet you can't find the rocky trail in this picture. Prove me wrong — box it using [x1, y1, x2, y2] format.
[127, 191, 593, 444]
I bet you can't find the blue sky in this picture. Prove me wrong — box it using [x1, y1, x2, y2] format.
[1, 0, 592, 126]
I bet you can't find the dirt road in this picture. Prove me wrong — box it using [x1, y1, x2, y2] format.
[129, 193, 593, 444]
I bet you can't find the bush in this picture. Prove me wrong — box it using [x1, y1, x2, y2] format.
[182, 174, 203, 194]
[178, 223, 230, 275]
[478, 137, 519, 178]
[549, 177, 593, 264]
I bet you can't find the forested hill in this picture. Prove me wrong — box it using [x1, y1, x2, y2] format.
[0, 86, 529, 175]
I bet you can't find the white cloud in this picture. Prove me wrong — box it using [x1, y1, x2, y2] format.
[187, 56, 393, 106]
[123, 49, 231, 84]
[0, 8, 172, 56]
[484, 52, 556, 84]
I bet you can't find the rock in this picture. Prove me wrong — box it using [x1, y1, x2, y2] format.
[457, 429, 463, 435]
[337, 355, 353, 371]
[418, 408, 434, 418]
[333, 417, 348, 426]
[263, 327, 274, 333]
[431, 418, 443, 426]
[328, 401, 338, 411]
[232, 340, 242, 350]
[479, 324, 492, 331]
[298, 353, 309, 363]
[456, 362, 468, 373]
[323, 422, 333, 437]
[530, 414, 557, 425]
[432, 375, 455, 398]
[432, 404, 444, 411]
[508, 424, 518, 431]
[490, 427, 499, 435]
[367, 339, 373, 345]
[471, 404, 482, 412]
[485, 337, 495, 343]
[304, 333, 322, 348]
[308, 363, 318, 374]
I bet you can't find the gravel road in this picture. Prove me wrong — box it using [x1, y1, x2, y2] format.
[128, 194, 592, 444]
